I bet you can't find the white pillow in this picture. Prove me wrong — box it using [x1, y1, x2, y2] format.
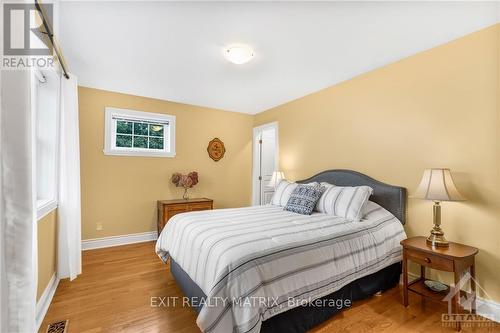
[315, 182, 373, 221]
[270, 180, 318, 207]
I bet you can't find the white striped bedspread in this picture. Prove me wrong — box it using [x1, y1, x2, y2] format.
[155, 204, 406, 333]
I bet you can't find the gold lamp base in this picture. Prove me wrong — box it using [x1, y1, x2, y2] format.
[426, 232, 449, 247]
[426, 201, 449, 248]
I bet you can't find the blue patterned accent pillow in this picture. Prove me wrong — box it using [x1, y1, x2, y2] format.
[284, 184, 325, 215]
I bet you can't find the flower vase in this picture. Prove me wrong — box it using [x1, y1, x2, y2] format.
[183, 188, 189, 200]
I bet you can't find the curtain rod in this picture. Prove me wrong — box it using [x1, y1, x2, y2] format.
[34, 0, 70, 80]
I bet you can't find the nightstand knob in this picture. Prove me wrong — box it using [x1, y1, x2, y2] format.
[424, 257, 431, 263]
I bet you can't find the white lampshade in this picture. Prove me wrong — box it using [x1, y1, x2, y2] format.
[414, 168, 464, 202]
[268, 171, 285, 188]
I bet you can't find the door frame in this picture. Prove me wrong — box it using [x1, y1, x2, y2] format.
[252, 122, 279, 205]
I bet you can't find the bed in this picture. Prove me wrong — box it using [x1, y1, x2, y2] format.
[156, 169, 407, 333]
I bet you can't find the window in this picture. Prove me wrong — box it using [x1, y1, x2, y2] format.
[33, 69, 60, 220]
[104, 108, 176, 157]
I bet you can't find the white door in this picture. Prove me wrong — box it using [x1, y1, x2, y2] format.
[253, 123, 278, 205]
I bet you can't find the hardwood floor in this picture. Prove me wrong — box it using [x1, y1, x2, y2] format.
[40, 242, 498, 333]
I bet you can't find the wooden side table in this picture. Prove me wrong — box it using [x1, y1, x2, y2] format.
[157, 198, 213, 235]
[401, 236, 478, 331]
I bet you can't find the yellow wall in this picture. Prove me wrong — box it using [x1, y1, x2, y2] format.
[255, 24, 500, 302]
[37, 210, 57, 301]
[79, 87, 253, 240]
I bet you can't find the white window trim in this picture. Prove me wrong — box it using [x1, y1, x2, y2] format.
[37, 199, 58, 220]
[32, 68, 60, 222]
[103, 107, 176, 157]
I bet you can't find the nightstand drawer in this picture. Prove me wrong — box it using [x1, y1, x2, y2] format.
[406, 249, 453, 271]
[189, 202, 213, 211]
[166, 204, 189, 214]
[167, 208, 189, 218]
[165, 205, 189, 219]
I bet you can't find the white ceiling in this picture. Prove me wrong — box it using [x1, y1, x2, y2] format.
[59, 1, 499, 114]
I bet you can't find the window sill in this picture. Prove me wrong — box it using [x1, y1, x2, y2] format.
[103, 149, 176, 158]
[37, 199, 57, 221]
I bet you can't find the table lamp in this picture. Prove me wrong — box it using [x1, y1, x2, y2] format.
[414, 168, 465, 247]
[268, 171, 285, 189]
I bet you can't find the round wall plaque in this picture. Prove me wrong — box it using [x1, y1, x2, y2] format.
[207, 138, 226, 162]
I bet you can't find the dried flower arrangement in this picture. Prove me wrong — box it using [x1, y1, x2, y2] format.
[171, 171, 199, 199]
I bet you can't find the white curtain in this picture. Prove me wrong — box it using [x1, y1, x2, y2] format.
[57, 73, 82, 280]
[0, 71, 37, 332]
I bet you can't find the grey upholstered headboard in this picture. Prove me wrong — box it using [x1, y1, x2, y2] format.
[298, 169, 407, 224]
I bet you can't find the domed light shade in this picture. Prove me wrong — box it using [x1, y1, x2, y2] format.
[224, 45, 254, 64]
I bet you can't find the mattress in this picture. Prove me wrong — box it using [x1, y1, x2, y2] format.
[156, 205, 406, 333]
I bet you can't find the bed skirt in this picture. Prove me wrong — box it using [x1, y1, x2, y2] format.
[170, 258, 402, 333]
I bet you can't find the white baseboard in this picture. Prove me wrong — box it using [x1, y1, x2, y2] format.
[477, 298, 500, 323]
[82, 231, 158, 251]
[36, 273, 60, 331]
[402, 272, 500, 323]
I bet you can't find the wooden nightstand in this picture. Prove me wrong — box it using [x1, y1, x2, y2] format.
[157, 198, 213, 235]
[401, 236, 478, 330]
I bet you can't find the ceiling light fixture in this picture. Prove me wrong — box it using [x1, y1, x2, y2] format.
[224, 44, 254, 64]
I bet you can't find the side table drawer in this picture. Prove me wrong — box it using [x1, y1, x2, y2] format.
[189, 202, 213, 211]
[166, 205, 189, 218]
[406, 249, 453, 272]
